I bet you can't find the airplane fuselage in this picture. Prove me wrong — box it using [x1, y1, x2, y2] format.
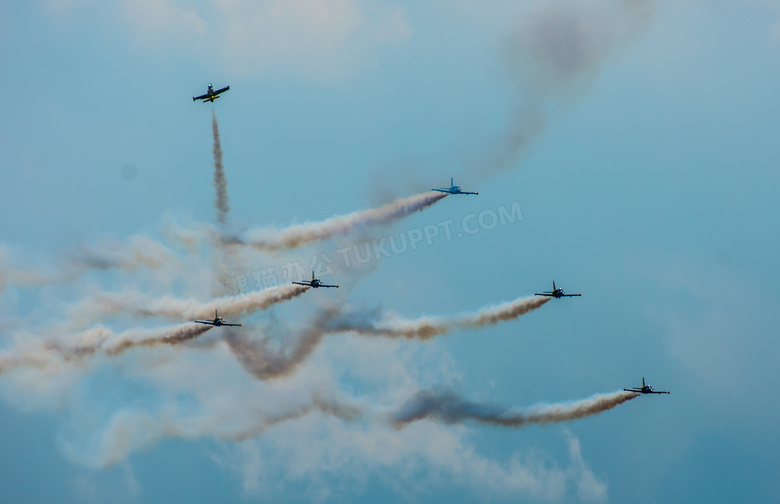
[623, 378, 669, 394]
[292, 271, 339, 288]
[624, 388, 669, 394]
[194, 310, 241, 327]
[535, 282, 580, 298]
[193, 83, 229, 103]
[431, 178, 478, 195]
[293, 279, 335, 288]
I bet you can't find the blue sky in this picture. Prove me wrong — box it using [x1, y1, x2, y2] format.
[1, 1, 779, 502]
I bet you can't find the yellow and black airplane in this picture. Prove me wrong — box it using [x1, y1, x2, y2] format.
[193, 83, 230, 103]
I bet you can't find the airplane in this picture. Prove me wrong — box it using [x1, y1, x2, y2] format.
[194, 309, 241, 327]
[535, 281, 581, 298]
[292, 271, 339, 289]
[193, 83, 230, 103]
[431, 177, 478, 195]
[624, 377, 670, 394]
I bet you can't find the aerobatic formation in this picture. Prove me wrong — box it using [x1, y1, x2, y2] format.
[0, 61, 666, 473]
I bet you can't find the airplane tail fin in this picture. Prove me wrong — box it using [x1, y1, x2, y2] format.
[312, 271, 315, 281]
[553, 281, 556, 290]
[642, 377, 646, 386]
[451, 177, 454, 187]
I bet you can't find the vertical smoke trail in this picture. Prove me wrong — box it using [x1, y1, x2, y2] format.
[212, 110, 230, 227]
[389, 390, 640, 429]
[326, 296, 550, 340]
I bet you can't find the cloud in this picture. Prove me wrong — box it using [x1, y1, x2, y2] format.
[468, 0, 656, 177]
[564, 429, 607, 502]
[214, 0, 411, 77]
[120, 0, 208, 38]
[49, 0, 411, 78]
[200, 336, 611, 502]
[215, 414, 607, 502]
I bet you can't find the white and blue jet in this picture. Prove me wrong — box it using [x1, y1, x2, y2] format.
[293, 271, 339, 289]
[194, 309, 241, 327]
[624, 377, 670, 395]
[535, 281, 581, 299]
[431, 177, 478, 195]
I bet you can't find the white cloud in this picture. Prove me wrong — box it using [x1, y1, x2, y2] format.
[120, 0, 208, 38]
[34, 330, 609, 501]
[565, 430, 607, 503]
[213, 0, 410, 77]
[50, 0, 412, 78]
[215, 415, 605, 502]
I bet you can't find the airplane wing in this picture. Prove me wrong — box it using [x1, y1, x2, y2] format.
[563, 293, 582, 297]
[624, 388, 641, 392]
[320, 284, 339, 288]
[651, 390, 670, 394]
[431, 188, 448, 193]
[292, 281, 309, 286]
[194, 320, 215, 325]
[193, 93, 210, 101]
[213, 85, 230, 95]
[535, 293, 553, 296]
[222, 323, 242, 327]
[461, 191, 479, 195]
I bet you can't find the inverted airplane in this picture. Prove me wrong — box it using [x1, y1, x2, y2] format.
[431, 177, 478, 195]
[193, 83, 230, 103]
[535, 281, 581, 298]
[624, 377, 670, 395]
[293, 271, 339, 289]
[194, 309, 241, 327]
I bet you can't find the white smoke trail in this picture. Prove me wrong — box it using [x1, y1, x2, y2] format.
[223, 297, 547, 381]
[0, 323, 214, 375]
[72, 235, 180, 272]
[224, 308, 341, 380]
[327, 296, 550, 340]
[100, 323, 214, 356]
[0, 236, 183, 293]
[233, 191, 448, 251]
[67, 284, 310, 326]
[389, 390, 640, 429]
[70, 388, 365, 468]
[212, 110, 230, 227]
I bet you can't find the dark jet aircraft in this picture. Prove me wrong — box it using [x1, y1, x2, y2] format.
[624, 377, 670, 394]
[431, 177, 478, 195]
[535, 281, 581, 298]
[194, 309, 241, 327]
[193, 83, 230, 103]
[293, 271, 339, 289]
